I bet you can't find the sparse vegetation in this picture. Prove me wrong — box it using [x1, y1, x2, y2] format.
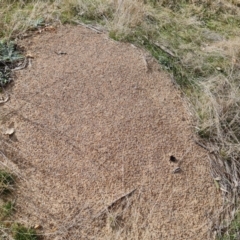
[12, 224, 37, 240]
[0, 40, 24, 87]
[0, 168, 38, 239]
[108, 213, 123, 230]
[219, 211, 240, 240]
[0, 170, 14, 194]
[0, 0, 240, 238]
[0, 201, 15, 219]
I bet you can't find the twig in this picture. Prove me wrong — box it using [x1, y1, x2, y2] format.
[55, 51, 67, 55]
[94, 188, 137, 219]
[173, 167, 182, 173]
[12, 57, 28, 71]
[73, 21, 103, 34]
[194, 139, 215, 153]
[153, 42, 176, 57]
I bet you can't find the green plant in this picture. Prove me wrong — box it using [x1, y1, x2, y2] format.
[0, 40, 23, 87]
[0, 170, 15, 194]
[12, 224, 38, 240]
[219, 211, 240, 240]
[0, 201, 14, 218]
[0, 40, 23, 63]
[29, 18, 44, 29]
[0, 68, 11, 87]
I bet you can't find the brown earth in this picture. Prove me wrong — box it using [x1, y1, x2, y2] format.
[0, 25, 221, 239]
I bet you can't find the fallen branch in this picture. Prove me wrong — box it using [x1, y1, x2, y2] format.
[94, 188, 137, 219]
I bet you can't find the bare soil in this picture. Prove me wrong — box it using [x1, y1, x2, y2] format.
[0, 25, 220, 239]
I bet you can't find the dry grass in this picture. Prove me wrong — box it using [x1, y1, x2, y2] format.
[1, 0, 240, 239]
[0, 0, 147, 40]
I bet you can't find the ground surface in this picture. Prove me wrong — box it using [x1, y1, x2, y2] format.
[0, 25, 220, 239]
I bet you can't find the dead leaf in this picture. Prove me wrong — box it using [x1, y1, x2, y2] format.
[34, 224, 42, 230]
[214, 180, 220, 190]
[44, 26, 56, 32]
[4, 128, 15, 136]
[26, 52, 34, 58]
[0, 94, 9, 104]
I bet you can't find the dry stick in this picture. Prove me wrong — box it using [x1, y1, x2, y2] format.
[153, 42, 176, 57]
[94, 188, 137, 219]
[194, 139, 215, 153]
[12, 57, 28, 71]
[73, 21, 103, 34]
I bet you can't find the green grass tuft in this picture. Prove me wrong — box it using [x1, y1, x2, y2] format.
[219, 211, 240, 240]
[0, 201, 15, 219]
[0, 170, 15, 195]
[12, 224, 38, 240]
